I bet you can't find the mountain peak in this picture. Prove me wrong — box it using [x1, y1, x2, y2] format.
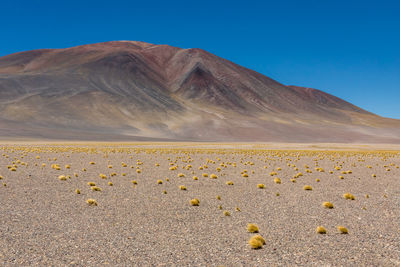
[0, 42, 399, 142]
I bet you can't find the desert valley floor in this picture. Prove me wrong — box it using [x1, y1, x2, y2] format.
[0, 143, 399, 266]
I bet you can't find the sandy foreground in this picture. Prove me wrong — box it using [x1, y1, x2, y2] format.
[0, 143, 399, 266]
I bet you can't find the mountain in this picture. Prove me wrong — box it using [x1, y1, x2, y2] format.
[0, 41, 399, 142]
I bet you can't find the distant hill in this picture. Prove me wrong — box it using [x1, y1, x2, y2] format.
[0, 41, 399, 142]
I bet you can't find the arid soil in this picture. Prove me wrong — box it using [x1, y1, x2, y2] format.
[0, 143, 399, 266]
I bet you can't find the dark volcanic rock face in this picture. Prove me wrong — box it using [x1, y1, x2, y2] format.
[0, 41, 399, 142]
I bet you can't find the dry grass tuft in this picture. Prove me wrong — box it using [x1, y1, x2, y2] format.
[248, 235, 265, 249]
[86, 199, 97, 206]
[91, 186, 102, 191]
[190, 198, 200, 206]
[343, 193, 355, 200]
[257, 184, 266, 189]
[316, 226, 327, 234]
[247, 223, 259, 233]
[226, 181, 234, 185]
[179, 185, 187, 190]
[337, 226, 348, 234]
[303, 185, 313, 190]
[322, 202, 334, 209]
[252, 234, 266, 245]
[274, 178, 281, 184]
[223, 210, 231, 216]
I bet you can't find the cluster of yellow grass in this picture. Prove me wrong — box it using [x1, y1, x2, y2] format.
[322, 201, 334, 209]
[86, 199, 97, 206]
[247, 223, 265, 249]
[316, 226, 348, 234]
[190, 198, 200, 206]
[343, 193, 355, 200]
[247, 223, 259, 233]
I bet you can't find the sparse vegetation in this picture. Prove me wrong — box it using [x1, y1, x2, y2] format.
[316, 226, 327, 234]
[343, 193, 355, 200]
[86, 199, 98, 206]
[337, 226, 348, 234]
[190, 198, 200, 206]
[1, 143, 398, 264]
[247, 223, 259, 233]
[322, 202, 334, 209]
[248, 235, 265, 249]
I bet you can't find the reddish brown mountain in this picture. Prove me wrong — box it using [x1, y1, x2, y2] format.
[0, 41, 399, 142]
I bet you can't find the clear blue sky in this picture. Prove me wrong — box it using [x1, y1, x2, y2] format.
[1, 0, 399, 118]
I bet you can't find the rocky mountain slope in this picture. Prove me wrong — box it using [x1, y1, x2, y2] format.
[0, 41, 399, 142]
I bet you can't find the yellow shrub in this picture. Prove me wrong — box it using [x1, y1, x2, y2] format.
[86, 199, 97, 206]
[248, 235, 264, 249]
[179, 185, 187, 190]
[316, 226, 326, 234]
[337, 226, 348, 234]
[247, 223, 259, 233]
[190, 198, 200, 206]
[322, 202, 334, 209]
[343, 193, 355, 200]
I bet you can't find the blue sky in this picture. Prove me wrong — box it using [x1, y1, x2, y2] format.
[1, 0, 399, 118]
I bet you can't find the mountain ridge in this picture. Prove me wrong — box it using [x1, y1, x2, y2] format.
[0, 41, 399, 142]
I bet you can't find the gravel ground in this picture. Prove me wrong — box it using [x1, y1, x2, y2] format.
[0, 144, 399, 266]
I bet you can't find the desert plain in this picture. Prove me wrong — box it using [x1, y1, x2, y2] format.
[0, 142, 399, 266]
